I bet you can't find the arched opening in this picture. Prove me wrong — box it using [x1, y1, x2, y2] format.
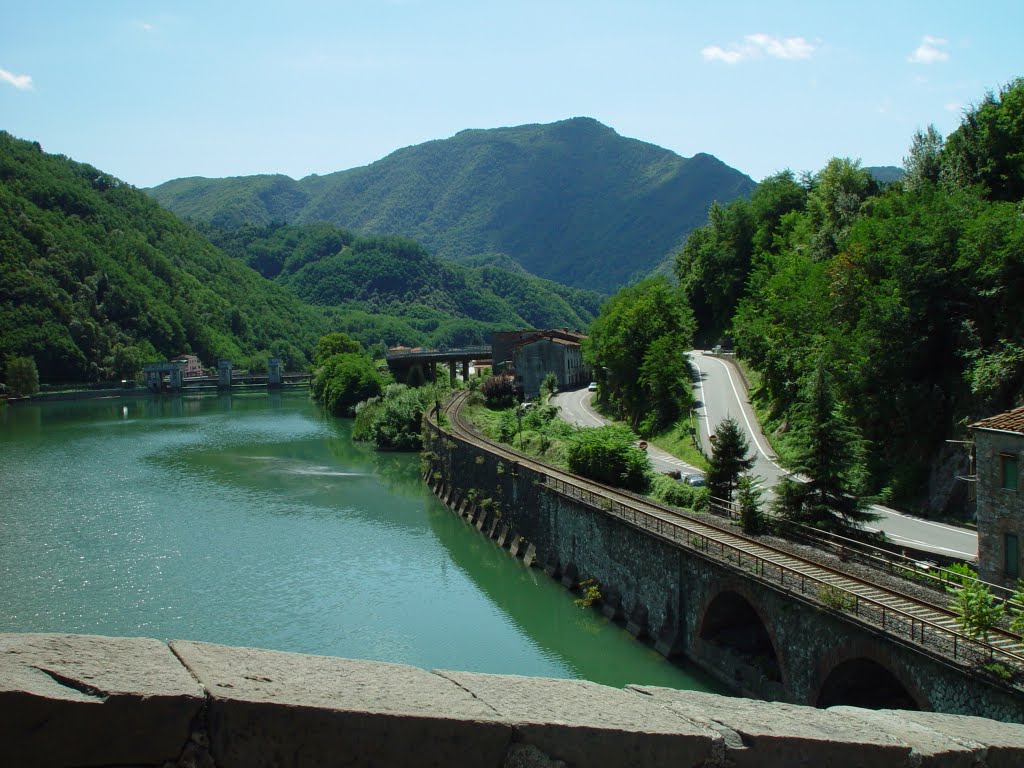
[699, 591, 781, 682]
[816, 658, 920, 710]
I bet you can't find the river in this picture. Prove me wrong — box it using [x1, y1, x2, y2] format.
[0, 391, 720, 692]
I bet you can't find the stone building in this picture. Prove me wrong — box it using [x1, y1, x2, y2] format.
[509, 330, 591, 399]
[970, 405, 1024, 586]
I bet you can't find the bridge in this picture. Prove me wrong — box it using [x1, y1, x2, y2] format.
[423, 390, 1024, 721]
[385, 345, 491, 385]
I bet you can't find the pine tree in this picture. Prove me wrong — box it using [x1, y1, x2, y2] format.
[706, 415, 755, 504]
[775, 361, 877, 534]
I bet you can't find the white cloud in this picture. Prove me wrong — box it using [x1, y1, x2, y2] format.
[702, 34, 816, 64]
[0, 67, 32, 90]
[908, 35, 949, 64]
[944, 102, 962, 113]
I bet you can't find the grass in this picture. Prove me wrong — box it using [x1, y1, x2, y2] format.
[646, 417, 710, 472]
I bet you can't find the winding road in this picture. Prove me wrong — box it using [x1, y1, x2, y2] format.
[553, 353, 978, 563]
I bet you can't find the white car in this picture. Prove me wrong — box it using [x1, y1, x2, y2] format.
[587, 382, 597, 391]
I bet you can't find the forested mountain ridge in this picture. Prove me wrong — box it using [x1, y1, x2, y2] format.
[0, 131, 336, 382]
[0, 131, 604, 386]
[675, 78, 1024, 515]
[198, 221, 604, 333]
[149, 117, 756, 293]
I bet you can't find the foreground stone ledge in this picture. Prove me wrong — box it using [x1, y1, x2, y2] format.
[3, 633, 1024, 767]
[0, 633, 204, 767]
[172, 640, 511, 768]
[628, 685, 912, 768]
[435, 670, 718, 768]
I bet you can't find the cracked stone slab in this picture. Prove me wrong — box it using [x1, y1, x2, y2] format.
[628, 686, 912, 768]
[0, 632, 204, 767]
[435, 670, 719, 768]
[172, 640, 511, 767]
[832, 707, 1024, 768]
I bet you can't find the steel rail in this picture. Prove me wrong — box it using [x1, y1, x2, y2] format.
[432, 390, 1024, 673]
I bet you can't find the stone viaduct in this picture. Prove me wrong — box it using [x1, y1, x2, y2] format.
[422, 413, 1024, 723]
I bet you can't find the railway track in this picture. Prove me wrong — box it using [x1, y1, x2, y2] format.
[437, 390, 1024, 674]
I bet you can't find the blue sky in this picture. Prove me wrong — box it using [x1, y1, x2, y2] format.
[2, 1, 1021, 188]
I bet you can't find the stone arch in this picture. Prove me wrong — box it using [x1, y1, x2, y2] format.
[696, 584, 785, 686]
[814, 643, 928, 711]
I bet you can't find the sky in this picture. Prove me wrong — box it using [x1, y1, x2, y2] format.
[2, 1, 1021, 188]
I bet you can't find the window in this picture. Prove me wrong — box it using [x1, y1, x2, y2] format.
[1001, 453, 1019, 491]
[1006, 534, 1020, 580]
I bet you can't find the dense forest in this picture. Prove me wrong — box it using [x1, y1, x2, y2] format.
[148, 117, 755, 293]
[0, 131, 336, 381]
[198, 221, 603, 335]
[675, 78, 1024, 514]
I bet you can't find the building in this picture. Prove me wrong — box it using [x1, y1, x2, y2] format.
[970, 405, 1024, 586]
[504, 329, 592, 399]
[172, 354, 205, 378]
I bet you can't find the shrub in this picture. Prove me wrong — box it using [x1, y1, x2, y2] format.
[481, 374, 517, 407]
[651, 474, 709, 510]
[566, 425, 651, 492]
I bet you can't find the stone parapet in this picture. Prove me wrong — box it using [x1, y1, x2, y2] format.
[3, 632, 1024, 767]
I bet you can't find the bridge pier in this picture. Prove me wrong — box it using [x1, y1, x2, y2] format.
[267, 358, 282, 388]
[449, 360, 457, 387]
[217, 360, 233, 390]
[463, 360, 470, 381]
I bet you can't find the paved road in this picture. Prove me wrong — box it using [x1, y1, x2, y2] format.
[689, 351, 978, 562]
[550, 388, 702, 479]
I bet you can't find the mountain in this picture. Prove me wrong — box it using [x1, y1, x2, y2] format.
[866, 166, 905, 184]
[198, 221, 604, 332]
[149, 118, 756, 293]
[0, 131, 342, 382]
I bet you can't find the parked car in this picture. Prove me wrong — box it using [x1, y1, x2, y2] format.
[682, 473, 706, 487]
[587, 381, 597, 391]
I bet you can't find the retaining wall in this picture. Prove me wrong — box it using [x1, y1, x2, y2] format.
[4, 632, 1024, 767]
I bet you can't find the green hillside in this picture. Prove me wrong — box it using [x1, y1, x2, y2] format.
[149, 118, 755, 293]
[0, 133, 607, 388]
[0, 131, 337, 383]
[199, 221, 603, 332]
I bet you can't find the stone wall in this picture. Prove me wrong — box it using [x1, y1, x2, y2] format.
[4, 632, 1024, 768]
[424, 422, 1024, 722]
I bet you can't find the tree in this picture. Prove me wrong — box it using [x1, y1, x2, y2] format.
[951, 579, 1004, 641]
[541, 371, 558, 400]
[774, 361, 877, 534]
[903, 124, 944, 191]
[706, 416, 755, 504]
[314, 332, 363, 367]
[736, 474, 766, 534]
[311, 352, 384, 416]
[584, 276, 695, 435]
[5, 356, 39, 396]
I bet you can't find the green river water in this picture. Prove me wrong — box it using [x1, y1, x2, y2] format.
[0, 391, 720, 691]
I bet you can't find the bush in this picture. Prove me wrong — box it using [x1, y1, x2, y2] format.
[481, 374, 517, 407]
[651, 474, 709, 510]
[370, 386, 432, 450]
[566, 425, 651, 492]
